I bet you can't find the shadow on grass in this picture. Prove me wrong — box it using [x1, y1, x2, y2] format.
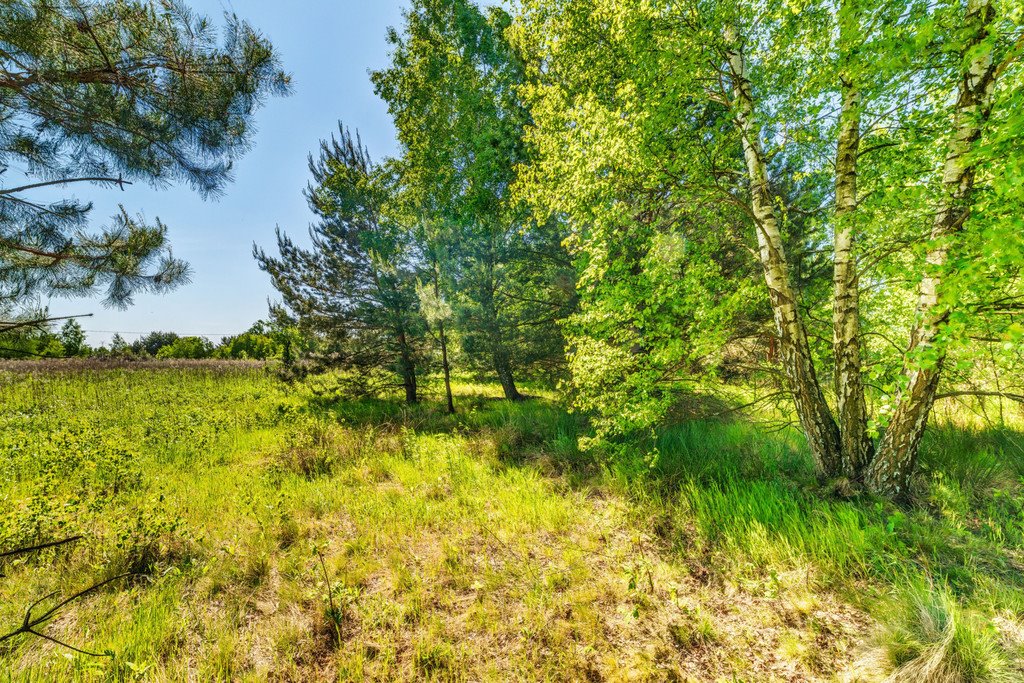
[303, 387, 1024, 612]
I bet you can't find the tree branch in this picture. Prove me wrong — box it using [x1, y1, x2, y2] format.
[0, 536, 83, 560]
[935, 390, 1024, 404]
[0, 573, 135, 656]
[0, 176, 130, 195]
[0, 313, 93, 336]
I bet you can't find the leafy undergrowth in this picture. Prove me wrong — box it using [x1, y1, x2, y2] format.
[0, 366, 1021, 681]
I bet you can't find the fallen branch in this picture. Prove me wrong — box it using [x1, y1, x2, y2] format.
[0, 536, 83, 560]
[0, 572, 134, 657]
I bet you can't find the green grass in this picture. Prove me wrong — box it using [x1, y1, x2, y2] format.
[0, 364, 1022, 681]
[607, 417, 1024, 681]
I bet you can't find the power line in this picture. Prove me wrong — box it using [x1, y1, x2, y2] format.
[84, 330, 244, 338]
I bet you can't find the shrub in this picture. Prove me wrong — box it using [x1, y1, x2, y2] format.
[156, 336, 215, 360]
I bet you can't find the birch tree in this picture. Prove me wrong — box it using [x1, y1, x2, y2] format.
[514, 0, 1024, 497]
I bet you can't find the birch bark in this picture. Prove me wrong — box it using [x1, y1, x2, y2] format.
[833, 1, 873, 480]
[726, 28, 842, 477]
[867, 0, 999, 496]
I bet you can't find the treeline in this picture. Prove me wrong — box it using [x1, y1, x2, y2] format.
[258, 0, 1024, 498]
[0, 320, 302, 361]
[256, 1, 576, 410]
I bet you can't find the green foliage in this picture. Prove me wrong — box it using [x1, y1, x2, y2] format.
[509, 0, 1024, 486]
[255, 126, 425, 401]
[130, 330, 180, 357]
[0, 325, 63, 359]
[372, 0, 574, 396]
[215, 331, 281, 361]
[0, 0, 289, 309]
[155, 336, 213, 360]
[58, 319, 87, 357]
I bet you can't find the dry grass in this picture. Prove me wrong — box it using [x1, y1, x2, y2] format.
[1, 368, 1021, 681]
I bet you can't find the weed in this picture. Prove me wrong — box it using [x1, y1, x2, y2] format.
[668, 607, 719, 650]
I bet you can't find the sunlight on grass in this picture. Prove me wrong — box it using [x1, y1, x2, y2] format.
[0, 366, 1022, 681]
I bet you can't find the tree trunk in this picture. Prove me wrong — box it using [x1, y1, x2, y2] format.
[493, 342, 522, 402]
[397, 330, 418, 404]
[726, 28, 842, 477]
[833, 1, 873, 480]
[866, 0, 998, 497]
[433, 268, 455, 414]
[438, 320, 455, 413]
[481, 254, 523, 401]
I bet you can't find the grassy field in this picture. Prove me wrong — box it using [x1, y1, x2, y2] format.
[0, 364, 1022, 681]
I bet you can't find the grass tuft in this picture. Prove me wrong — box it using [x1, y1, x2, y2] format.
[870, 579, 1016, 682]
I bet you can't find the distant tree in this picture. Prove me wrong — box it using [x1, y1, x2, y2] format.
[156, 336, 213, 360]
[109, 334, 130, 357]
[0, 318, 60, 358]
[215, 325, 282, 360]
[0, 0, 289, 328]
[58, 319, 87, 357]
[255, 126, 425, 403]
[37, 334, 64, 358]
[416, 261, 456, 414]
[132, 331, 179, 357]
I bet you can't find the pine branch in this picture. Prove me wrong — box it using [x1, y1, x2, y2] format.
[0, 176, 130, 195]
[0, 313, 93, 336]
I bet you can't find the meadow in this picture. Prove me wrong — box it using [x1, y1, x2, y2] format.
[0, 363, 1022, 681]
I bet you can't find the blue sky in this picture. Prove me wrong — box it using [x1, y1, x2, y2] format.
[48, 1, 408, 345]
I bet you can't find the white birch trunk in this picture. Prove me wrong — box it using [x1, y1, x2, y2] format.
[833, 1, 873, 480]
[866, 0, 999, 496]
[726, 27, 842, 477]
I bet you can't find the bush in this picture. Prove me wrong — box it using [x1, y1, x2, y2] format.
[214, 332, 282, 360]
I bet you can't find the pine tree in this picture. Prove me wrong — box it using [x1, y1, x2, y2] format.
[109, 333, 128, 356]
[0, 0, 289, 323]
[255, 126, 425, 403]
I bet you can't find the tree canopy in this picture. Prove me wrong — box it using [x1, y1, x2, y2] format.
[511, 0, 1024, 496]
[0, 0, 289, 319]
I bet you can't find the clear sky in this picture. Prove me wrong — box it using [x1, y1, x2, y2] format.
[48, 1, 408, 345]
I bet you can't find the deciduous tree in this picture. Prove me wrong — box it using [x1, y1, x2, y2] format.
[514, 0, 1024, 497]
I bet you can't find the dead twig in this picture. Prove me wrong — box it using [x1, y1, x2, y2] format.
[0, 572, 135, 657]
[315, 548, 343, 644]
[0, 536, 84, 560]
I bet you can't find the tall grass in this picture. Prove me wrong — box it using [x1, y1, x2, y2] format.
[595, 414, 1024, 680]
[1, 366, 1022, 680]
[869, 579, 1017, 682]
